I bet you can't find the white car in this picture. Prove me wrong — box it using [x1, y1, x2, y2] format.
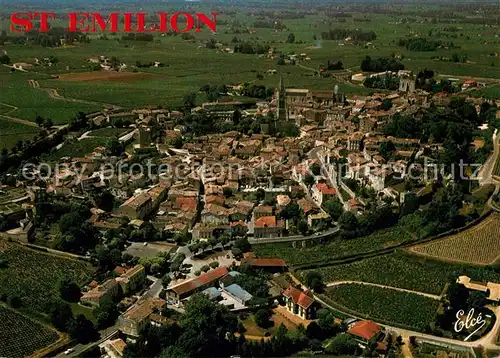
[64, 348, 75, 355]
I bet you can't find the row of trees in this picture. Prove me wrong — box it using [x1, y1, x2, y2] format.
[361, 56, 405, 72]
[321, 28, 377, 42]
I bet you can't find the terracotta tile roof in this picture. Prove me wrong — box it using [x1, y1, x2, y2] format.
[283, 286, 314, 309]
[175, 197, 197, 211]
[242, 255, 286, 268]
[347, 320, 382, 341]
[254, 216, 277, 228]
[169, 266, 229, 296]
[114, 266, 128, 275]
[124, 298, 166, 321]
[315, 183, 336, 195]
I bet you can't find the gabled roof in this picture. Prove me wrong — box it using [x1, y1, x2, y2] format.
[283, 286, 314, 309]
[347, 320, 382, 341]
[169, 267, 229, 296]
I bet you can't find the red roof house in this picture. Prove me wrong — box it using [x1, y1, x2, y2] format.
[167, 266, 229, 301]
[282, 286, 316, 320]
[347, 320, 382, 342]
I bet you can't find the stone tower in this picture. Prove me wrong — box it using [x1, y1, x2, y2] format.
[276, 74, 287, 121]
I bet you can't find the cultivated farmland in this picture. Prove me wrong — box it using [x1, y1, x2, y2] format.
[252, 226, 418, 267]
[0, 67, 102, 125]
[0, 118, 39, 151]
[410, 214, 500, 265]
[0, 305, 59, 358]
[0, 241, 94, 313]
[323, 284, 440, 331]
[300, 252, 500, 295]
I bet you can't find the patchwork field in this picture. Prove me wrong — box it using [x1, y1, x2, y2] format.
[410, 214, 500, 265]
[300, 252, 500, 295]
[0, 118, 39, 151]
[56, 71, 165, 82]
[252, 226, 419, 267]
[0, 67, 103, 125]
[0, 241, 94, 313]
[3, 8, 497, 111]
[323, 284, 440, 331]
[0, 305, 60, 358]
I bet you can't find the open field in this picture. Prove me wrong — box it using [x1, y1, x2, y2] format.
[46, 137, 109, 160]
[56, 71, 165, 82]
[239, 308, 298, 339]
[88, 127, 130, 138]
[0, 118, 39, 151]
[0, 305, 60, 358]
[0, 241, 94, 313]
[323, 284, 440, 331]
[0, 5, 496, 110]
[299, 252, 500, 295]
[410, 214, 500, 265]
[252, 226, 418, 267]
[0, 67, 103, 125]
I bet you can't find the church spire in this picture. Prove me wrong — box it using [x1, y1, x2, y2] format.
[277, 74, 287, 121]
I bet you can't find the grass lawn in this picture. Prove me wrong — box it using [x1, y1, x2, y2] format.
[88, 127, 130, 137]
[0, 241, 94, 313]
[70, 302, 96, 324]
[0, 118, 40, 151]
[322, 284, 440, 331]
[300, 251, 500, 295]
[239, 309, 298, 338]
[46, 137, 109, 160]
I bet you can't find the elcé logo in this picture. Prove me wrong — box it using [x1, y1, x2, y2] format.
[10, 12, 217, 33]
[454, 308, 490, 342]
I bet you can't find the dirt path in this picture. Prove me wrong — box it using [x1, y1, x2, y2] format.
[0, 113, 38, 127]
[326, 280, 441, 300]
[27, 79, 121, 110]
[0, 102, 18, 116]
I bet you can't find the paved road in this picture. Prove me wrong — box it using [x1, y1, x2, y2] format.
[325, 280, 441, 300]
[479, 129, 499, 186]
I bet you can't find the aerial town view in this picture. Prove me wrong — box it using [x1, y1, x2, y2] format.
[0, 0, 500, 357]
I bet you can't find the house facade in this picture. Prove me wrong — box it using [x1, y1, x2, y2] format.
[282, 286, 315, 320]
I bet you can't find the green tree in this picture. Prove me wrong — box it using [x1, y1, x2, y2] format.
[287, 33, 296, 43]
[254, 309, 272, 328]
[48, 300, 74, 332]
[323, 199, 343, 221]
[339, 211, 358, 231]
[467, 291, 487, 311]
[176, 293, 237, 357]
[304, 174, 315, 187]
[0, 54, 10, 64]
[325, 334, 359, 355]
[305, 271, 324, 292]
[68, 314, 98, 344]
[57, 275, 81, 302]
[35, 115, 45, 127]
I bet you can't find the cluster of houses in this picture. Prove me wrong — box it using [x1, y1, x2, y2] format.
[81, 265, 147, 307]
